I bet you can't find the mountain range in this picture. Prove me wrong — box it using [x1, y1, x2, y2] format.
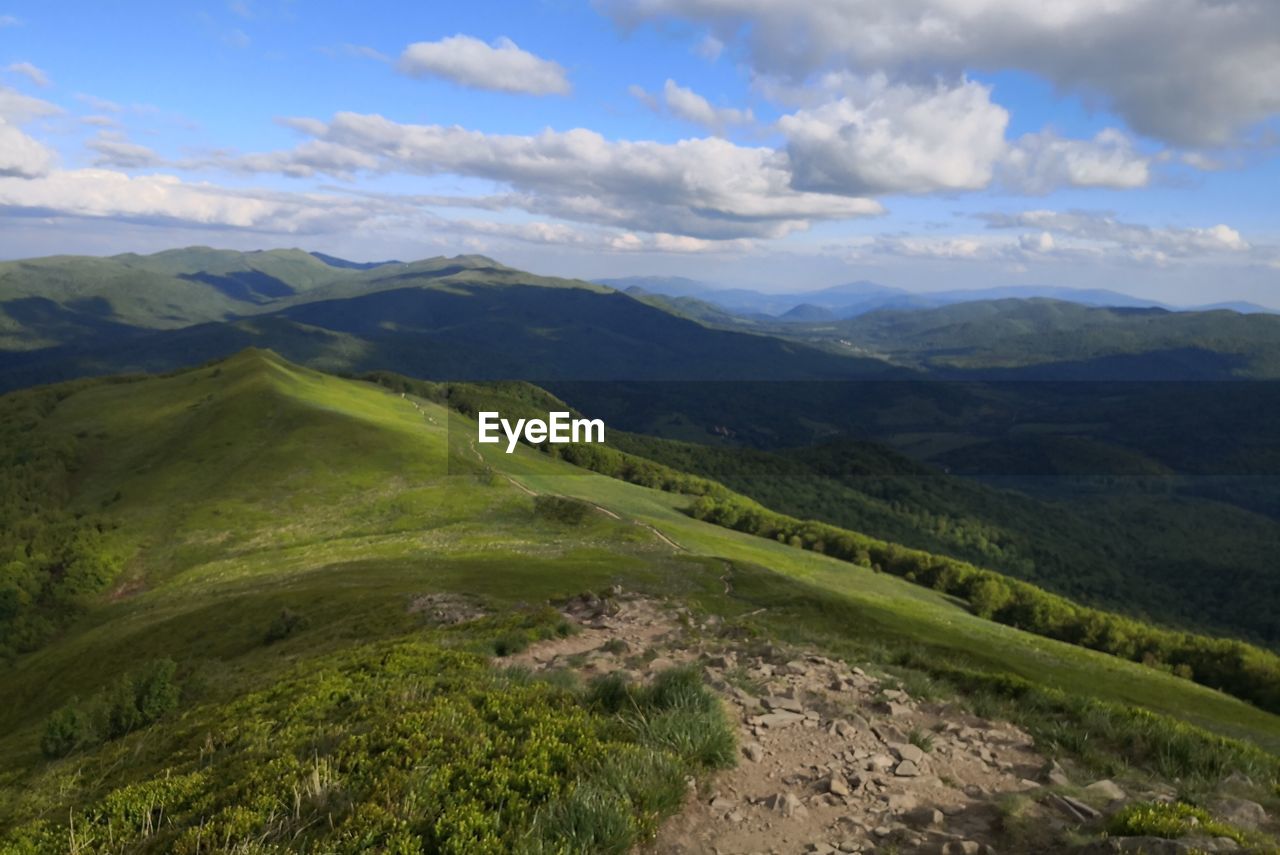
[3, 248, 1280, 851]
[598, 275, 1278, 320]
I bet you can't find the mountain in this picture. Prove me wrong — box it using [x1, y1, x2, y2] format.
[1, 350, 1278, 853]
[826, 298, 1280, 378]
[308, 250, 402, 270]
[0, 249, 902, 390]
[599, 276, 1277, 320]
[778, 302, 836, 322]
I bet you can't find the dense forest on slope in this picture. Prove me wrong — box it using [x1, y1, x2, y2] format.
[0, 382, 125, 658]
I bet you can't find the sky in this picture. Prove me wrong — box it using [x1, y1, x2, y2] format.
[0, 0, 1278, 303]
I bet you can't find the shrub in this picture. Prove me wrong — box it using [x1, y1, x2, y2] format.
[534, 495, 593, 525]
[39, 658, 180, 756]
[10, 642, 734, 854]
[40, 701, 94, 758]
[492, 632, 530, 657]
[1107, 801, 1245, 845]
[264, 607, 309, 644]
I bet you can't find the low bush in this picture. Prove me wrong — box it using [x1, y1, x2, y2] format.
[533, 495, 593, 525]
[263, 607, 309, 644]
[12, 643, 735, 854]
[1107, 801, 1245, 845]
[40, 658, 180, 758]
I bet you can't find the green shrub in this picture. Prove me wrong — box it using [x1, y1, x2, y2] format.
[39, 701, 94, 759]
[39, 658, 180, 756]
[534, 495, 592, 525]
[492, 632, 530, 657]
[10, 643, 733, 854]
[264, 607, 309, 644]
[1107, 801, 1245, 845]
[587, 672, 636, 714]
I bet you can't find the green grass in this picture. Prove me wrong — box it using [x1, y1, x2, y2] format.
[1107, 801, 1247, 845]
[1, 350, 1278, 846]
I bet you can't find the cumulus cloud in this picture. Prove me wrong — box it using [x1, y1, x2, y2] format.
[5, 61, 49, 87]
[0, 86, 59, 178]
[600, 0, 1280, 146]
[219, 112, 883, 239]
[779, 76, 1009, 195]
[661, 79, 752, 132]
[1003, 129, 1152, 194]
[396, 35, 570, 95]
[0, 119, 55, 177]
[631, 79, 753, 133]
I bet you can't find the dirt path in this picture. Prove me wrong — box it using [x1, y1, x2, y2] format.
[500, 593, 1159, 855]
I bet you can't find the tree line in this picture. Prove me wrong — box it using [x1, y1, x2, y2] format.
[687, 493, 1280, 714]
[0, 381, 123, 660]
[359, 371, 1280, 714]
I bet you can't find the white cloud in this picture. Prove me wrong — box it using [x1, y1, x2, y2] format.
[332, 43, 389, 62]
[695, 34, 724, 60]
[661, 79, 753, 133]
[1003, 129, 1151, 194]
[0, 86, 59, 178]
[0, 168, 426, 234]
[75, 93, 123, 113]
[220, 112, 884, 239]
[600, 0, 1280, 146]
[396, 35, 570, 96]
[1019, 231, 1056, 253]
[0, 119, 55, 178]
[628, 83, 659, 111]
[87, 133, 163, 169]
[0, 85, 61, 122]
[5, 62, 50, 87]
[978, 210, 1252, 258]
[443, 216, 753, 254]
[779, 76, 1009, 195]
[0, 15, 19, 27]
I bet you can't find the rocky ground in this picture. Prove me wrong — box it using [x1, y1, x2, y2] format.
[501, 591, 1276, 854]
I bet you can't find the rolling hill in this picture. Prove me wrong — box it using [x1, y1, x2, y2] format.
[1, 350, 1278, 852]
[0, 248, 903, 390]
[821, 298, 1280, 378]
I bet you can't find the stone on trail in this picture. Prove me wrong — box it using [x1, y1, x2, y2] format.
[894, 760, 922, 777]
[1084, 779, 1127, 801]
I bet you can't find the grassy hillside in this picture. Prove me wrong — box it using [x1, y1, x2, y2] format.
[2, 351, 1278, 845]
[815, 298, 1280, 378]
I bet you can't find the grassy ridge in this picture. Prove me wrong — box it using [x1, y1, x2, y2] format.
[359, 370, 1280, 717]
[0, 351, 1277, 848]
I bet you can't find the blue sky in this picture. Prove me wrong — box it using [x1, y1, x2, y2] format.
[1, 0, 1278, 304]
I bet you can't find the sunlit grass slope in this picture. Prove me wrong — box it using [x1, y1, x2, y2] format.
[0, 349, 1276, 840]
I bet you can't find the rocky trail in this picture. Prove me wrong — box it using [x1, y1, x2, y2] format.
[504, 591, 1274, 855]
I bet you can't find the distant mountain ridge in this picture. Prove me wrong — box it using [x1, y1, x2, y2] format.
[0, 246, 901, 390]
[596, 276, 1278, 319]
